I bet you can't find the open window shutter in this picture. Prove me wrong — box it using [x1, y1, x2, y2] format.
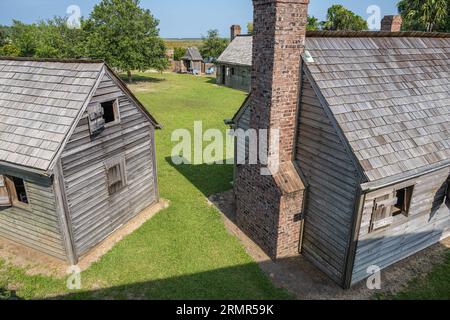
[0, 175, 11, 207]
[446, 178, 450, 203]
[370, 192, 396, 231]
[88, 104, 105, 135]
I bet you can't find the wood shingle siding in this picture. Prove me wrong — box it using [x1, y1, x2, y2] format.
[60, 72, 157, 257]
[295, 72, 362, 285]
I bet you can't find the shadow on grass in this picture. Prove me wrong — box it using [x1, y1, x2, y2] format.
[165, 156, 233, 197]
[50, 261, 293, 300]
[0, 289, 23, 301]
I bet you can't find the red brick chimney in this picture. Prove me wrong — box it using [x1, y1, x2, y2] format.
[234, 0, 308, 260]
[381, 15, 403, 32]
[231, 25, 242, 41]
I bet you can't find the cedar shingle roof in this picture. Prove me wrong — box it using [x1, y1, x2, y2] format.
[228, 32, 450, 182]
[305, 36, 450, 182]
[0, 58, 160, 174]
[217, 35, 252, 66]
[182, 47, 203, 61]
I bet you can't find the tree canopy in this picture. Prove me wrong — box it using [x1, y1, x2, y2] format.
[398, 0, 449, 32]
[200, 30, 228, 62]
[85, 0, 168, 82]
[321, 5, 368, 31]
[307, 16, 320, 31]
[247, 22, 254, 35]
[173, 47, 186, 61]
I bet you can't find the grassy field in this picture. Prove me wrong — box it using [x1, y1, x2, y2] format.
[164, 39, 204, 49]
[0, 73, 291, 300]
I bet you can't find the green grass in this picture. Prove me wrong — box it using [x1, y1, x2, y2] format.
[0, 73, 291, 300]
[386, 251, 450, 300]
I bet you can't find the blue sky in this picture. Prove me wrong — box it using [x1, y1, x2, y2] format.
[0, 0, 398, 38]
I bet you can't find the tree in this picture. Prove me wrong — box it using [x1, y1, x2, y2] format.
[307, 16, 320, 31]
[321, 5, 368, 31]
[247, 22, 254, 34]
[0, 26, 11, 47]
[9, 21, 38, 57]
[200, 29, 228, 62]
[398, 0, 449, 32]
[0, 44, 21, 57]
[84, 0, 168, 82]
[173, 47, 186, 61]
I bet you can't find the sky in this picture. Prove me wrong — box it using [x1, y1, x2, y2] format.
[0, 0, 399, 38]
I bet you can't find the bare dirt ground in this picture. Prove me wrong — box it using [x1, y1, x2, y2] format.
[0, 200, 169, 278]
[208, 191, 450, 300]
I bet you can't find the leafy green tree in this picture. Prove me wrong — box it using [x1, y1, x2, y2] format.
[84, 0, 168, 82]
[322, 5, 368, 31]
[9, 21, 38, 57]
[0, 44, 21, 57]
[398, 0, 448, 32]
[307, 16, 320, 31]
[0, 26, 11, 47]
[200, 29, 228, 62]
[247, 22, 254, 35]
[173, 47, 186, 61]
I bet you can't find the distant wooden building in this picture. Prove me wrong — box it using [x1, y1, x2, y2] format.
[181, 47, 204, 74]
[216, 26, 252, 92]
[0, 58, 160, 265]
[229, 1, 450, 289]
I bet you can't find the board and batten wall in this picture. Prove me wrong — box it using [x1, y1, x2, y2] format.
[60, 71, 158, 258]
[351, 166, 450, 285]
[0, 171, 67, 260]
[295, 73, 362, 286]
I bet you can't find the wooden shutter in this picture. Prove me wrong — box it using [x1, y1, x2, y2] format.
[88, 104, 105, 135]
[0, 175, 11, 207]
[370, 192, 397, 232]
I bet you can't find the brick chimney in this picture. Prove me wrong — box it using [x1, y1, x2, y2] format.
[234, 0, 308, 260]
[230, 25, 242, 41]
[381, 15, 403, 32]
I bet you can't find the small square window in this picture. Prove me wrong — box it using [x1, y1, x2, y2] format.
[392, 186, 414, 217]
[101, 99, 120, 125]
[4, 175, 29, 209]
[105, 156, 127, 195]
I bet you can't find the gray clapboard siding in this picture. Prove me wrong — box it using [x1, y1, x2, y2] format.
[217, 64, 251, 92]
[60, 72, 157, 257]
[352, 166, 450, 284]
[0, 178, 67, 260]
[295, 73, 361, 285]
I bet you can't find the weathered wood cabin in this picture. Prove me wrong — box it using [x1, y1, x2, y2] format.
[181, 47, 204, 74]
[0, 58, 160, 265]
[230, 0, 450, 288]
[216, 26, 252, 92]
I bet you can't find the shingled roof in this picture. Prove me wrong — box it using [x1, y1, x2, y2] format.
[0, 58, 159, 174]
[217, 35, 252, 66]
[230, 32, 450, 184]
[182, 47, 203, 61]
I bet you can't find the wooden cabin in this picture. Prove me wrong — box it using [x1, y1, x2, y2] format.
[0, 58, 160, 265]
[216, 35, 252, 92]
[229, 0, 450, 289]
[181, 47, 204, 74]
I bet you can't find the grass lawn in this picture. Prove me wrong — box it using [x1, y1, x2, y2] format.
[0, 73, 291, 300]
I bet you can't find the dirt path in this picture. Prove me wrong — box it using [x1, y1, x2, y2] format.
[209, 191, 450, 300]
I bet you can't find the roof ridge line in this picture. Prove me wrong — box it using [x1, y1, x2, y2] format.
[0, 56, 105, 64]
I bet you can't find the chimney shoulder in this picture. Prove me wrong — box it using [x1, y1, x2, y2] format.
[381, 15, 403, 32]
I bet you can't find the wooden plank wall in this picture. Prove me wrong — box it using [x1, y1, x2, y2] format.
[60, 72, 157, 257]
[352, 166, 450, 285]
[219, 64, 251, 92]
[0, 174, 67, 260]
[295, 74, 361, 285]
